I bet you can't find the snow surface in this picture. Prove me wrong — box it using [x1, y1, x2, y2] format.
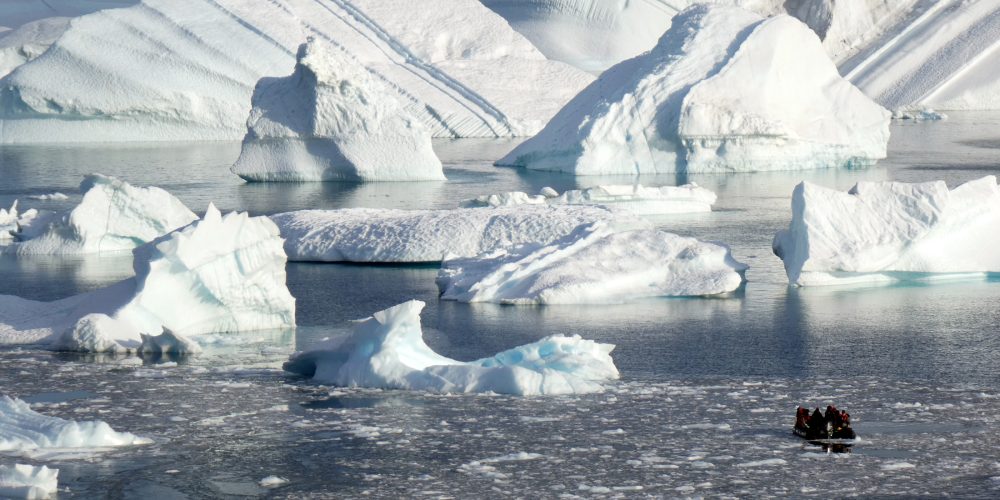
[0, 204, 296, 350]
[461, 183, 716, 215]
[497, 5, 890, 175]
[9, 174, 196, 255]
[283, 300, 619, 395]
[0, 0, 592, 143]
[271, 205, 645, 263]
[0, 395, 149, 455]
[438, 222, 747, 304]
[232, 40, 444, 182]
[773, 176, 1000, 286]
[0, 464, 58, 499]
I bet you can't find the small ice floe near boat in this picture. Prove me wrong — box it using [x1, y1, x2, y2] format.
[437, 222, 747, 304]
[0, 204, 295, 351]
[231, 40, 444, 182]
[271, 205, 645, 263]
[773, 176, 1000, 286]
[0, 463, 58, 499]
[284, 300, 619, 395]
[0, 395, 150, 457]
[9, 174, 196, 255]
[460, 184, 716, 215]
[497, 4, 890, 174]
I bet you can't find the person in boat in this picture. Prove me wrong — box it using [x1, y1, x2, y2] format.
[794, 405, 856, 440]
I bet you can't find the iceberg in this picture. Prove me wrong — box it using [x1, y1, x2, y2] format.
[438, 223, 747, 304]
[0, 464, 58, 499]
[0, 204, 296, 350]
[271, 205, 645, 263]
[284, 300, 619, 395]
[0, 200, 37, 239]
[461, 183, 716, 215]
[0, 395, 150, 455]
[232, 40, 444, 182]
[497, 5, 890, 175]
[773, 176, 1000, 286]
[10, 174, 197, 255]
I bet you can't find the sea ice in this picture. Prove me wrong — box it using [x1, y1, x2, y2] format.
[0, 395, 149, 455]
[0, 200, 35, 239]
[0, 464, 58, 499]
[231, 40, 444, 182]
[461, 184, 716, 215]
[271, 205, 645, 263]
[284, 300, 619, 395]
[26, 193, 68, 201]
[437, 223, 747, 304]
[497, 4, 890, 174]
[9, 174, 197, 255]
[773, 176, 1000, 286]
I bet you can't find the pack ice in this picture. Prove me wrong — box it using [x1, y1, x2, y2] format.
[8, 174, 196, 255]
[773, 176, 1000, 286]
[0, 395, 149, 455]
[0, 0, 592, 143]
[0, 205, 296, 351]
[0, 463, 58, 499]
[271, 205, 644, 263]
[284, 300, 619, 396]
[497, 4, 890, 175]
[461, 183, 716, 215]
[438, 223, 747, 304]
[232, 40, 443, 182]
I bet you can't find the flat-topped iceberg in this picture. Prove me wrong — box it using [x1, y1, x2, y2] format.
[271, 205, 644, 263]
[232, 40, 444, 182]
[284, 300, 619, 395]
[461, 183, 716, 215]
[0, 205, 296, 351]
[0, 463, 58, 499]
[10, 174, 197, 254]
[497, 4, 890, 174]
[773, 176, 1000, 286]
[0, 395, 150, 455]
[438, 223, 747, 304]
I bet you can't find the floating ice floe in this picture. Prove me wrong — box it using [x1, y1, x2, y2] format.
[438, 223, 746, 304]
[0, 395, 150, 456]
[271, 205, 645, 263]
[773, 176, 1000, 286]
[0, 463, 58, 499]
[460, 183, 716, 215]
[497, 4, 890, 175]
[0, 201, 38, 240]
[26, 193, 68, 201]
[0, 204, 296, 350]
[284, 300, 618, 395]
[232, 40, 444, 182]
[9, 174, 196, 254]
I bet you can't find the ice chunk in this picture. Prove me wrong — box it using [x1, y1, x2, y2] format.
[271, 205, 645, 263]
[438, 223, 746, 304]
[460, 184, 716, 215]
[232, 40, 444, 182]
[284, 300, 618, 395]
[139, 328, 202, 355]
[0, 200, 22, 239]
[0, 464, 58, 499]
[10, 174, 197, 254]
[497, 5, 890, 174]
[26, 193, 68, 201]
[773, 176, 1000, 286]
[0, 395, 150, 455]
[258, 476, 288, 488]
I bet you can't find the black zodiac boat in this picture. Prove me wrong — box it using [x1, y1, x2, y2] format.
[794, 405, 857, 452]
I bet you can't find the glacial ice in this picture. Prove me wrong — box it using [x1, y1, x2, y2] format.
[773, 176, 1000, 286]
[0, 395, 150, 455]
[497, 5, 890, 175]
[0, 201, 36, 240]
[0, 464, 58, 499]
[283, 300, 619, 395]
[231, 40, 444, 182]
[461, 184, 716, 215]
[271, 205, 645, 263]
[438, 223, 747, 304]
[0, 204, 296, 350]
[10, 174, 197, 255]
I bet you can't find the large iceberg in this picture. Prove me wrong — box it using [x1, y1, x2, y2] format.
[0, 205, 296, 350]
[0, 464, 58, 499]
[438, 223, 747, 304]
[773, 176, 1000, 286]
[461, 183, 716, 215]
[9, 174, 197, 255]
[0, 395, 150, 455]
[232, 40, 444, 182]
[497, 5, 891, 175]
[284, 300, 619, 395]
[271, 205, 644, 263]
